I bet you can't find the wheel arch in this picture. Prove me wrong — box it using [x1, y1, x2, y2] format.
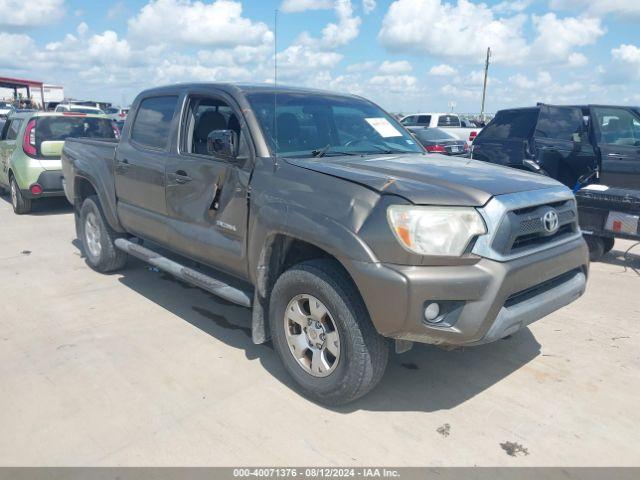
[73, 174, 124, 233]
[251, 232, 371, 345]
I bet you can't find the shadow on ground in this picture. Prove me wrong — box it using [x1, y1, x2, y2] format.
[0, 194, 73, 216]
[598, 246, 640, 275]
[101, 252, 541, 413]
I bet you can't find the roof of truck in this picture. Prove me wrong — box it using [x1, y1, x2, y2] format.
[136, 82, 365, 99]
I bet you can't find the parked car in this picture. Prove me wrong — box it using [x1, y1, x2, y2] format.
[408, 127, 469, 155]
[471, 103, 640, 259]
[55, 104, 104, 115]
[0, 111, 118, 214]
[62, 83, 588, 405]
[400, 112, 481, 144]
[104, 107, 129, 121]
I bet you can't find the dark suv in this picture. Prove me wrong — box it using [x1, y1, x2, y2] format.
[472, 104, 640, 258]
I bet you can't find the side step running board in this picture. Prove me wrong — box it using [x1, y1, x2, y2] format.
[114, 238, 252, 308]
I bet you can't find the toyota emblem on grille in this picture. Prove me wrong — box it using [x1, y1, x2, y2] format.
[542, 209, 559, 234]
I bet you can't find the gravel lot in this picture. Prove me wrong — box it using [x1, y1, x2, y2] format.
[0, 196, 639, 466]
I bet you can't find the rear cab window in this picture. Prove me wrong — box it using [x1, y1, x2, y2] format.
[130, 96, 179, 150]
[437, 115, 461, 127]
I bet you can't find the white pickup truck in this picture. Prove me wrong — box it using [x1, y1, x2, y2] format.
[400, 113, 482, 145]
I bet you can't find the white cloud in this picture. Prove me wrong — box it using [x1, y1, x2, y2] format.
[321, 0, 361, 48]
[280, 0, 333, 13]
[0, 33, 37, 69]
[568, 52, 588, 67]
[530, 13, 604, 63]
[0, 0, 64, 27]
[346, 61, 377, 72]
[492, 0, 531, 13]
[128, 0, 272, 48]
[611, 44, 640, 80]
[379, 0, 603, 66]
[549, 0, 640, 18]
[429, 64, 457, 76]
[276, 0, 361, 83]
[77, 22, 89, 36]
[363, 0, 376, 14]
[379, 0, 528, 64]
[369, 74, 418, 93]
[379, 60, 412, 74]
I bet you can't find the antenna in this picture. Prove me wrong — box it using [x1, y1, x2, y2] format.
[480, 46, 491, 121]
[273, 8, 278, 165]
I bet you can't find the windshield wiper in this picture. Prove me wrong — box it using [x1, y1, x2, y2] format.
[311, 145, 358, 157]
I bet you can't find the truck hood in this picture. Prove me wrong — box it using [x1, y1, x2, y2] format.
[286, 153, 562, 206]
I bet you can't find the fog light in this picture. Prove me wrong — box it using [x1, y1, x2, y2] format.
[30, 184, 42, 195]
[424, 302, 441, 322]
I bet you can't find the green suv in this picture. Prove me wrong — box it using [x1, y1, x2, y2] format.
[0, 111, 118, 214]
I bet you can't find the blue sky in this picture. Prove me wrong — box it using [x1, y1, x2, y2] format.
[1, 0, 639, 113]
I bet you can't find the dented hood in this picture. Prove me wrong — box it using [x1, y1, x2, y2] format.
[286, 153, 562, 206]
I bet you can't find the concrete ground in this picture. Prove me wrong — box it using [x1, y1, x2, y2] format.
[0, 196, 638, 467]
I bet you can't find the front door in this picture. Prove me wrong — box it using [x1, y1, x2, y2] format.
[591, 106, 640, 190]
[115, 94, 181, 243]
[164, 90, 252, 278]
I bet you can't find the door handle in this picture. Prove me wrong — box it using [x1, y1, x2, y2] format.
[173, 170, 192, 184]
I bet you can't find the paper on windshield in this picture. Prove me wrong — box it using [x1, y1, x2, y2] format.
[365, 117, 402, 137]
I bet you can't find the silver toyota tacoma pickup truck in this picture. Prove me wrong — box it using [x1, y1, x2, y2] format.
[62, 83, 589, 405]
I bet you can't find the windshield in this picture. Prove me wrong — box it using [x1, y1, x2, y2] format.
[246, 92, 423, 157]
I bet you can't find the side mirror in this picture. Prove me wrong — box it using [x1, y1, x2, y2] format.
[207, 129, 238, 160]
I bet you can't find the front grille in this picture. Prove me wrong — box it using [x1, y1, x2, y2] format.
[491, 199, 579, 255]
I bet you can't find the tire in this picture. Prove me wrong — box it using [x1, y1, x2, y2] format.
[602, 237, 615, 255]
[585, 235, 605, 262]
[10, 177, 31, 214]
[78, 195, 127, 272]
[269, 259, 388, 405]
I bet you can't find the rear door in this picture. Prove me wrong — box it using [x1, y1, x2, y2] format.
[472, 108, 538, 167]
[591, 106, 640, 189]
[533, 105, 596, 188]
[164, 89, 253, 278]
[115, 94, 181, 243]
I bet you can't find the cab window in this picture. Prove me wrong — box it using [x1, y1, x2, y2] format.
[535, 106, 584, 141]
[593, 107, 640, 147]
[181, 95, 249, 159]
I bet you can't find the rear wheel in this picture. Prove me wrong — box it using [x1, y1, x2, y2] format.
[270, 259, 388, 405]
[79, 195, 127, 272]
[602, 237, 615, 255]
[585, 235, 605, 262]
[10, 177, 31, 214]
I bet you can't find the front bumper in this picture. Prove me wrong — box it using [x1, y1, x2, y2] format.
[346, 236, 589, 346]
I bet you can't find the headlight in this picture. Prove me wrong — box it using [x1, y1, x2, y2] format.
[387, 205, 486, 256]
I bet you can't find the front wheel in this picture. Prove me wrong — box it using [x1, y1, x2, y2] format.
[10, 177, 31, 214]
[79, 196, 127, 272]
[270, 259, 388, 405]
